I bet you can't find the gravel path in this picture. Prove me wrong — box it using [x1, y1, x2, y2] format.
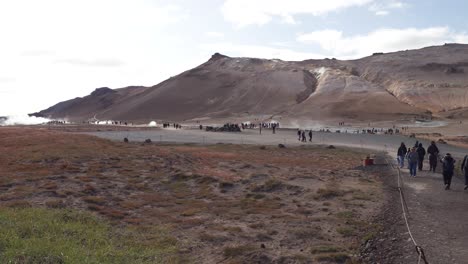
[86, 128, 468, 157]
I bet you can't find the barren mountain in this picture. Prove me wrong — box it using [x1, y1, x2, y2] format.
[31, 44, 468, 123]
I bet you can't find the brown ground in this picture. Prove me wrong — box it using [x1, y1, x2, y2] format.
[0, 127, 388, 263]
[402, 121, 468, 148]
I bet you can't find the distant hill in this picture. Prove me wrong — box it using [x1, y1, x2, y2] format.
[31, 44, 468, 123]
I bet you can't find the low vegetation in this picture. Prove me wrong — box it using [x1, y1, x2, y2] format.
[0, 208, 178, 263]
[0, 127, 385, 262]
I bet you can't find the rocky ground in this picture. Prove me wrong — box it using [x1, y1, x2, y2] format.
[0, 127, 390, 263]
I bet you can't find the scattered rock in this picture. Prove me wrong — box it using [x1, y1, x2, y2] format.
[144, 139, 152, 144]
[219, 182, 235, 192]
[437, 138, 447, 144]
[327, 145, 336, 149]
[123, 137, 129, 143]
[261, 243, 266, 249]
[259, 146, 267, 150]
[278, 144, 286, 148]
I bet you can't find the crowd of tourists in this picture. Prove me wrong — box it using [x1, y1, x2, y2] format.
[397, 141, 468, 190]
[297, 129, 313, 142]
[162, 123, 182, 129]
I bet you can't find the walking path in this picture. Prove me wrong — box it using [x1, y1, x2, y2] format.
[392, 159, 468, 264]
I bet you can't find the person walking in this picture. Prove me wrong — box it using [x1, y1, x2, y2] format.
[427, 141, 439, 172]
[416, 143, 426, 171]
[441, 153, 456, 190]
[461, 155, 468, 190]
[407, 147, 419, 177]
[308, 130, 313, 142]
[301, 131, 306, 142]
[297, 129, 301, 141]
[397, 142, 407, 168]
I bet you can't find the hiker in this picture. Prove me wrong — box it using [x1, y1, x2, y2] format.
[407, 147, 419, 177]
[462, 155, 468, 190]
[308, 130, 313, 142]
[441, 153, 456, 190]
[414, 140, 419, 148]
[297, 130, 301, 141]
[272, 124, 276, 134]
[427, 141, 439, 172]
[417, 143, 426, 171]
[301, 131, 306, 142]
[397, 142, 407, 168]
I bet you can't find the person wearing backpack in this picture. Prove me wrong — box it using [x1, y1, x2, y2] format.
[416, 143, 426, 171]
[441, 153, 456, 190]
[397, 142, 407, 168]
[427, 141, 439, 172]
[462, 155, 468, 190]
[407, 147, 419, 177]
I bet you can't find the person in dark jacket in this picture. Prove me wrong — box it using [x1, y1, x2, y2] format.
[427, 141, 439, 172]
[397, 142, 407, 168]
[301, 131, 306, 142]
[462, 155, 468, 190]
[441, 153, 456, 190]
[308, 130, 313, 142]
[407, 147, 419, 177]
[416, 143, 426, 171]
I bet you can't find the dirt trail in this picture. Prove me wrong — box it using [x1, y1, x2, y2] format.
[397, 164, 468, 264]
[369, 155, 468, 264]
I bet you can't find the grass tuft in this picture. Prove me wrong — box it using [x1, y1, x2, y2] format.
[0, 208, 179, 263]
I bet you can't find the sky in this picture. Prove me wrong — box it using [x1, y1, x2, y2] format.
[1, 0, 468, 115]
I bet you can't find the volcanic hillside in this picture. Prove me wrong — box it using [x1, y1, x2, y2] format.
[32, 44, 468, 123]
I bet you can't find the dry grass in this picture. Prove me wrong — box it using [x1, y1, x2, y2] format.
[0, 127, 384, 263]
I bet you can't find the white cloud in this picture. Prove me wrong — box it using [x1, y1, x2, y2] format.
[0, 0, 190, 115]
[369, 1, 408, 16]
[221, 0, 373, 28]
[201, 42, 325, 61]
[0, 77, 15, 83]
[375, 10, 389, 16]
[55, 58, 125, 67]
[205, 31, 225, 38]
[297, 27, 468, 58]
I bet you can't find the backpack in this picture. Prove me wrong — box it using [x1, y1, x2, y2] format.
[444, 157, 455, 171]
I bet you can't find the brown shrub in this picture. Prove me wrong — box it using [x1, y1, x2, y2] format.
[45, 199, 66, 208]
[82, 196, 106, 205]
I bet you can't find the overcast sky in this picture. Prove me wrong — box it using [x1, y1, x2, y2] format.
[1, 0, 468, 115]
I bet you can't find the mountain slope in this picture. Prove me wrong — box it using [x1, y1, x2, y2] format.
[31, 44, 468, 123]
